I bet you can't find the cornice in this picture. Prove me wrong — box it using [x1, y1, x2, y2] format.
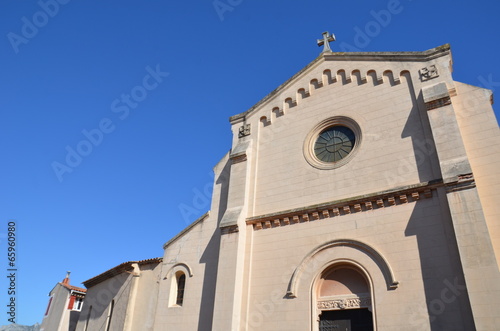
[247, 180, 445, 230]
[229, 55, 324, 124]
[323, 44, 451, 62]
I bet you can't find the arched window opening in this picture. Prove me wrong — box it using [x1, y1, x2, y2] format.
[318, 267, 370, 298]
[176, 273, 186, 306]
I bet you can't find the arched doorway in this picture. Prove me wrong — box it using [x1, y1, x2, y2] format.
[315, 265, 374, 331]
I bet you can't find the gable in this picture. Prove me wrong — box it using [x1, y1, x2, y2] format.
[229, 45, 453, 216]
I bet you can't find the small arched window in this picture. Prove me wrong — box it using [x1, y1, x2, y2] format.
[176, 273, 186, 306]
[167, 265, 192, 307]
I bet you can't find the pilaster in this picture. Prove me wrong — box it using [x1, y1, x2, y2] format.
[212, 138, 253, 331]
[423, 82, 500, 330]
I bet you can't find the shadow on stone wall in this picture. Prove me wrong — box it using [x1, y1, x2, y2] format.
[404, 197, 474, 330]
[401, 75, 474, 330]
[197, 158, 231, 331]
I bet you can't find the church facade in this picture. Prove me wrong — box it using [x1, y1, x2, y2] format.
[74, 42, 500, 331]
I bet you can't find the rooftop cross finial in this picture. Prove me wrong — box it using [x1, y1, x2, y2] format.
[317, 31, 336, 53]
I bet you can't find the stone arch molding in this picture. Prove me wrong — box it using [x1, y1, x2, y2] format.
[163, 262, 193, 280]
[286, 239, 398, 297]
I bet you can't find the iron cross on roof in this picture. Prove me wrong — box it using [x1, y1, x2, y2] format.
[317, 31, 336, 53]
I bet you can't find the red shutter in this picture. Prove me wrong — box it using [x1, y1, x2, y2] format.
[45, 297, 53, 316]
[68, 295, 76, 310]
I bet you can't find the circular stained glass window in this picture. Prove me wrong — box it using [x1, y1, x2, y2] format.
[314, 126, 356, 163]
[303, 116, 361, 170]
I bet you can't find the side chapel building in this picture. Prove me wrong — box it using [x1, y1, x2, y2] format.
[69, 39, 500, 330]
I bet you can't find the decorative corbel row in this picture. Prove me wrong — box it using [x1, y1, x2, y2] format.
[422, 82, 452, 111]
[246, 182, 444, 230]
[221, 225, 239, 234]
[445, 173, 475, 193]
[256, 68, 408, 130]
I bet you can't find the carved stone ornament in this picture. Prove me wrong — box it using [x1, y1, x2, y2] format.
[317, 296, 371, 310]
[238, 124, 251, 138]
[420, 65, 439, 81]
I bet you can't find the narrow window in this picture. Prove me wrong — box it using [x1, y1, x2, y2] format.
[44, 297, 53, 316]
[74, 297, 83, 311]
[84, 306, 92, 331]
[105, 300, 114, 331]
[176, 273, 186, 306]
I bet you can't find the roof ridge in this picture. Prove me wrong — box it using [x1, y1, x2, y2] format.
[83, 257, 163, 288]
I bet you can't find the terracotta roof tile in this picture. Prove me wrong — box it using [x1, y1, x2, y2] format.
[60, 282, 87, 293]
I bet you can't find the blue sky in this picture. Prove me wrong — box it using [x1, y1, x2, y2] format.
[0, 0, 499, 325]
